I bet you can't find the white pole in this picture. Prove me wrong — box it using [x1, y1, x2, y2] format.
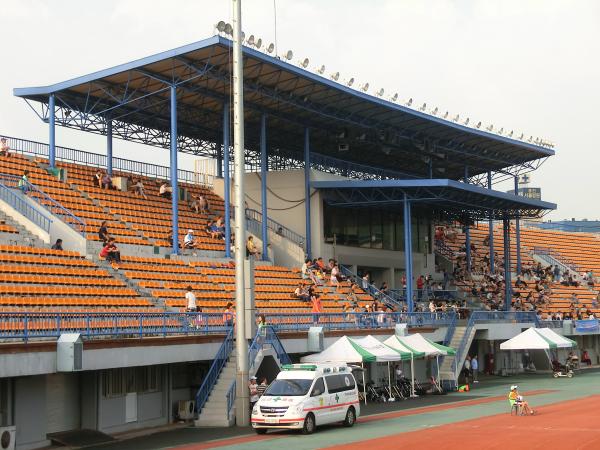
[388, 361, 392, 400]
[436, 355, 441, 390]
[361, 362, 367, 405]
[411, 355, 416, 397]
[232, 0, 249, 427]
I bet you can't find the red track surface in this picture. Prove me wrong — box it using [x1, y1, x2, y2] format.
[325, 394, 600, 450]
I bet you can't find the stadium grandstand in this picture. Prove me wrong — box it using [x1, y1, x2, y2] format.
[0, 20, 599, 450]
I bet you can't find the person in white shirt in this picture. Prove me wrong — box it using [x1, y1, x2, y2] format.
[183, 229, 195, 249]
[249, 376, 259, 411]
[159, 182, 172, 199]
[471, 355, 479, 383]
[185, 286, 197, 312]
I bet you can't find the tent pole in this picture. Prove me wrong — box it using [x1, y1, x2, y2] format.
[361, 362, 367, 405]
[411, 355, 416, 397]
[388, 361, 392, 400]
[436, 355, 441, 390]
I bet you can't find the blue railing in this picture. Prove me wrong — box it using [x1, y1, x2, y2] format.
[339, 265, 400, 308]
[0, 180, 52, 233]
[3, 135, 205, 185]
[263, 311, 456, 333]
[266, 326, 292, 365]
[195, 328, 234, 415]
[434, 239, 454, 260]
[310, 152, 418, 181]
[450, 311, 538, 379]
[0, 311, 231, 342]
[245, 208, 305, 249]
[389, 288, 458, 303]
[226, 380, 236, 422]
[442, 311, 458, 346]
[533, 246, 581, 274]
[248, 326, 292, 373]
[0, 174, 86, 235]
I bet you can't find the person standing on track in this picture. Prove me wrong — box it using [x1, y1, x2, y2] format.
[471, 355, 479, 383]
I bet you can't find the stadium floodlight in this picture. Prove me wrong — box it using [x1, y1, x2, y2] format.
[376, 88, 384, 96]
[518, 133, 524, 140]
[255, 38, 263, 49]
[464, 118, 470, 126]
[331, 72, 340, 81]
[360, 82, 369, 92]
[347, 77, 355, 87]
[498, 127, 504, 135]
[317, 65, 326, 74]
[267, 43, 275, 53]
[391, 93, 398, 102]
[216, 21, 227, 33]
[285, 50, 293, 60]
[486, 124, 494, 131]
[452, 114, 459, 122]
[508, 130, 514, 137]
[241, 31, 246, 41]
[443, 111, 449, 119]
[476, 121, 482, 129]
[247, 35, 255, 46]
[405, 98, 413, 106]
[224, 23, 233, 35]
[419, 103, 427, 111]
[431, 107, 438, 115]
[300, 58, 309, 68]
[527, 136, 533, 142]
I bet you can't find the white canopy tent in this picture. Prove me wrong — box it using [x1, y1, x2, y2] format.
[500, 327, 576, 351]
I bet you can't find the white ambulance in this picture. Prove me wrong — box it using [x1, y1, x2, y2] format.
[251, 363, 360, 434]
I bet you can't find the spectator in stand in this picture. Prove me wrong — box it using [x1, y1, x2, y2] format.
[416, 275, 425, 301]
[159, 182, 172, 199]
[330, 263, 341, 290]
[311, 293, 322, 325]
[246, 236, 260, 258]
[98, 221, 110, 244]
[185, 286, 197, 312]
[197, 195, 209, 214]
[0, 137, 11, 157]
[362, 272, 370, 291]
[327, 258, 336, 274]
[51, 239, 63, 251]
[294, 283, 310, 302]
[515, 276, 527, 288]
[379, 281, 390, 297]
[183, 230, 196, 249]
[93, 170, 103, 188]
[101, 172, 112, 190]
[18, 170, 29, 193]
[223, 302, 235, 328]
[132, 179, 147, 199]
[100, 238, 121, 267]
[316, 257, 327, 273]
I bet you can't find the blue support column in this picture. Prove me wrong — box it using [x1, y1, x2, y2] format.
[106, 120, 113, 175]
[304, 127, 312, 260]
[463, 167, 471, 273]
[503, 218, 512, 311]
[216, 136, 223, 179]
[170, 85, 179, 255]
[514, 176, 522, 275]
[223, 102, 231, 258]
[260, 114, 269, 261]
[487, 172, 494, 273]
[403, 194, 414, 312]
[48, 94, 56, 168]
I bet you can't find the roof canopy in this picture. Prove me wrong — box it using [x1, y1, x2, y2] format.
[500, 327, 576, 350]
[14, 35, 554, 180]
[387, 333, 456, 356]
[313, 178, 556, 220]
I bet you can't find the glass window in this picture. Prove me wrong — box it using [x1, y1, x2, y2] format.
[325, 374, 356, 393]
[382, 212, 394, 250]
[263, 379, 313, 396]
[344, 209, 358, 247]
[371, 210, 383, 249]
[358, 211, 371, 248]
[394, 216, 404, 251]
[310, 378, 325, 397]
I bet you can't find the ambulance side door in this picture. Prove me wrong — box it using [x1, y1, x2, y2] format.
[308, 377, 327, 425]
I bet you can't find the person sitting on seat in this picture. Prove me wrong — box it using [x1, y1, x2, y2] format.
[581, 350, 592, 366]
[509, 385, 534, 415]
[100, 238, 121, 267]
[159, 182, 172, 199]
[132, 179, 147, 199]
[51, 239, 63, 251]
[293, 283, 310, 302]
[0, 137, 11, 157]
[18, 170, 29, 193]
[246, 236, 260, 258]
[98, 221, 110, 244]
[183, 229, 195, 249]
[101, 172, 112, 190]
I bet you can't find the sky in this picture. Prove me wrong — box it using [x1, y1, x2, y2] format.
[1, 0, 599, 220]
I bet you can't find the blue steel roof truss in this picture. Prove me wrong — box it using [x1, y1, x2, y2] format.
[14, 35, 554, 183]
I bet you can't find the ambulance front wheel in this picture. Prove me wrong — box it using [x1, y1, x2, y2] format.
[302, 413, 316, 435]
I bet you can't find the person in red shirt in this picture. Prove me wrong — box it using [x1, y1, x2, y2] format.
[416, 275, 424, 301]
[99, 238, 121, 267]
[311, 293, 322, 325]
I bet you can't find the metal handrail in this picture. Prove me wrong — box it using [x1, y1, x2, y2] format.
[442, 312, 458, 346]
[533, 246, 581, 274]
[434, 239, 454, 260]
[0, 311, 231, 342]
[245, 208, 305, 248]
[339, 265, 400, 308]
[310, 152, 418, 181]
[0, 174, 86, 235]
[226, 380, 236, 421]
[0, 180, 52, 233]
[3, 135, 206, 185]
[195, 328, 234, 415]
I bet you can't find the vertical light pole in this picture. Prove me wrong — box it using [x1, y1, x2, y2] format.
[260, 114, 269, 260]
[487, 171, 494, 272]
[232, 0, 249, 427]
[106, 120, 113, 176]
[48, 94, 56, 168]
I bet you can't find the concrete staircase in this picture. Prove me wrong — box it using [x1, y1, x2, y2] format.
[194, 349, 237, 427]
[439, 324, 476, 386]
[0, 210, 46, 247]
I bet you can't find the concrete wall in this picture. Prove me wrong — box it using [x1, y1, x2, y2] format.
[14, 376, 49, 450]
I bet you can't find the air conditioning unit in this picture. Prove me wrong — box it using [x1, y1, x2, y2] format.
[0, 426, 16, 450]
[308, 327, 324, 352]
[178, 400, 195, 420]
